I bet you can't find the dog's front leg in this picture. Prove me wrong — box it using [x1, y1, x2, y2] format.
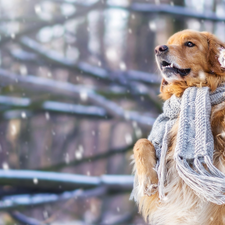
[133, 138, 158, 196]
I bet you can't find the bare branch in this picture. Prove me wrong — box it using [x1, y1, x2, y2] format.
[40, 143, 133, 171]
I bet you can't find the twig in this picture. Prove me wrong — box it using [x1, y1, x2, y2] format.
[40, 143, 133, 171]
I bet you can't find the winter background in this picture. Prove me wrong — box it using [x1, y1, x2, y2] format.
[0, 0, 224, 224]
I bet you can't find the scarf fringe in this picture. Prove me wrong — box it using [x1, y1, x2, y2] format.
[175, 155, 225, 205]
[158, 121, 174, 200]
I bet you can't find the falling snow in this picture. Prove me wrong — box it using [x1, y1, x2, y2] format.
[125, 133, 133, 145]
[33, 178, 38, 184]
[21, 112, 26, 118]
[119, 62, 126, 71]
[80, 91, 88, 101]
[2, 162, 9, 170]
[149, 21, 156, 31]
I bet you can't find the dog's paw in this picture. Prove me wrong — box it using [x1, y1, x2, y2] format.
[133, 139, 158, 196]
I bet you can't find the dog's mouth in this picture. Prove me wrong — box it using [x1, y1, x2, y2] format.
[161, 61, 191, 77]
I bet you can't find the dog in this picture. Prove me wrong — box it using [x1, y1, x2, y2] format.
[132, 30, 225, 225]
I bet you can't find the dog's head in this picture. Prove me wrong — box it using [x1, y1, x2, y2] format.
[155, 30, 225, 99]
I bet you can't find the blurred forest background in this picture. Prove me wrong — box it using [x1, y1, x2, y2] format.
[0, 0, 224, 224]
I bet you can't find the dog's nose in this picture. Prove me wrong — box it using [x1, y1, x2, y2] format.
[155, 45, 168, 54]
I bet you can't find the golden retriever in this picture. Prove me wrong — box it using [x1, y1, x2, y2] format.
[132, 30, 225, 225]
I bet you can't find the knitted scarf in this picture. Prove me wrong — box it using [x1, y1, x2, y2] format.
[131, 84, 225, 205]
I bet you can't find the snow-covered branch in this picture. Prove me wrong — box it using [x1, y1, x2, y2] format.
[110, 3, 225, 22]
[0, 69, 156, 127]
[19, 37, 160, 86]
[0, 169, 133, 193]
[0, 95, 109, 120]
[0, 170, 133, 211]
[1, 186, 107, 211]
[33, 1, 225, 22]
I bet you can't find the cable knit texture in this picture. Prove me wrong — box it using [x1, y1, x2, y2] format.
[131, 84, 225, 205]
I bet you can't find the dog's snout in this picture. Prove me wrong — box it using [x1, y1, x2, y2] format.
[155, 45, 169, 54]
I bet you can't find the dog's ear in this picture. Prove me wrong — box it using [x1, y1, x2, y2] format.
[201, 32, 225, 75]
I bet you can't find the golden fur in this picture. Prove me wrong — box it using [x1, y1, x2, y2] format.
[133, 30, 225, 225]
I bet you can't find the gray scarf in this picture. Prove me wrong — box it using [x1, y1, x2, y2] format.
[131, 84, 225, 205]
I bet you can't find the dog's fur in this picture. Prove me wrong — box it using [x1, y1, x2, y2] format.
[133, 30, 225, 225]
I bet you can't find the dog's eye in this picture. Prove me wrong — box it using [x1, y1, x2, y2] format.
[185, 41, 195, 47]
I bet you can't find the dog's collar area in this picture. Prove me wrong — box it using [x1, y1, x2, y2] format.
[161, 60, 191, 77]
